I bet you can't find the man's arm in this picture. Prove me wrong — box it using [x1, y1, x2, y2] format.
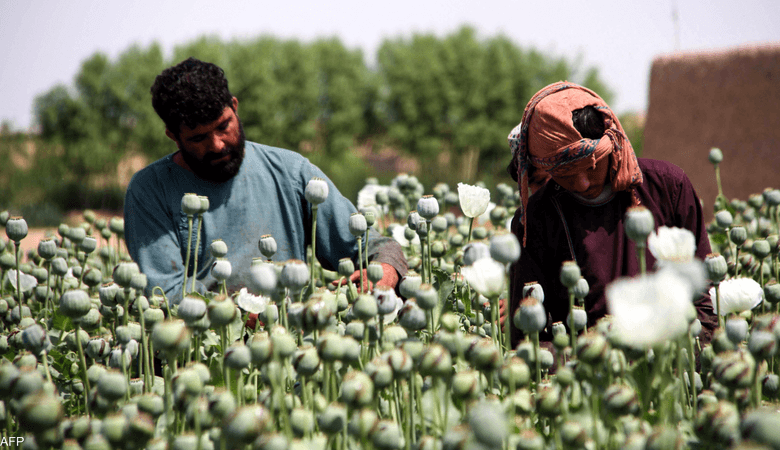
[297, 159, 408, 288]
[124, 175, 189, 303]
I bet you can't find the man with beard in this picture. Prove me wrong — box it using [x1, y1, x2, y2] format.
[124, 58, 407, 303]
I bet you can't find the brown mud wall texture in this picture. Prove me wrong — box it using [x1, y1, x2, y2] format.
[643, 43, 780, 221]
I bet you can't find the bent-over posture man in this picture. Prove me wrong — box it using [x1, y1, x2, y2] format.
[506, 81, 717, 347]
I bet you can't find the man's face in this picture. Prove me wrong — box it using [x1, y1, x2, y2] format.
[169, 97, 245, 183]
[551, 154, 610, 199]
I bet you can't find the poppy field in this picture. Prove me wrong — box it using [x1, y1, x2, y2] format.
[0, 149, 779, 449]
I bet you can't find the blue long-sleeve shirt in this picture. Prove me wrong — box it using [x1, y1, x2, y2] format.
[124, 141, 406, 302]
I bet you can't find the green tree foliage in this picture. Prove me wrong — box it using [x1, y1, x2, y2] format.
[377, 26, 614, 185]
[24, 27, 618, 213]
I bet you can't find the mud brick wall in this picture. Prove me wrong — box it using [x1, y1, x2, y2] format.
[643, 43, 780, 221]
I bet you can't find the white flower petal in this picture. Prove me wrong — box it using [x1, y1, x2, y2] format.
[461, 258, 505, 298]
[648, 226, 696, 263]
[6, 270, 38, 293]
[709, 277, 763, 316]
[235, 287, 268, 314]
[458, 183, 491, 218]
[388, 223, 419, 248]
[606, 270, 693, 348]
[357, 184, 390, 212]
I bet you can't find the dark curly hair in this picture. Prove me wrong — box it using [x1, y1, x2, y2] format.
[151, 58, 234, 136]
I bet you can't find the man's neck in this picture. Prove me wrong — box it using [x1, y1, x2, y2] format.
[172, 151, 192, 172]
[569, 184, 615, 205]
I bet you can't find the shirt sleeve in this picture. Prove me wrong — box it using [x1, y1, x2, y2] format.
[296, 159, 408, 279]
[124, 173, 190, 303]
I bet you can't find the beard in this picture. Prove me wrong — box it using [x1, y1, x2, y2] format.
[179, 119, 246, 183]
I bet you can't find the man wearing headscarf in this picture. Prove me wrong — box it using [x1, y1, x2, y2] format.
[505, 81, 716, 348]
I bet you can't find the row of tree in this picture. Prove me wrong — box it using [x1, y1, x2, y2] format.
[4, 27, 627, 221]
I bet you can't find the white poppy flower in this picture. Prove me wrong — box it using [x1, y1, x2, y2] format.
[457, 183, 491, 218]
[647, 226, 696, 264]
[606, 269, 694, 349]
[461, 257, 506, 298]
[709, 277, 763, 316]
[235, 287, 268, 314]
[357, 183, 390, 212]
[6, 269, 38, 293]
[388, 223, 420, 248]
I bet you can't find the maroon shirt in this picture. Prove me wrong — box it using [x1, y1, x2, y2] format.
[509, 158, 717, 346]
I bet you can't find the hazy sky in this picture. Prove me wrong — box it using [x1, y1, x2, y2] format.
[1, 0, 778, 131]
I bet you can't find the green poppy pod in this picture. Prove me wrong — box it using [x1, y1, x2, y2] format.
[21, 324, 51, 355]
[338, 258, 355, 278]
[363, 357, 393, 389]
[375, 190, 389, 205]
[415, 284, 438, 310]
[17, 392, 63, 434]
[367, 261, 384, 284]
[317, 403, 346, 435]
[624, 206, 654, 246]
[248, 260, 277, 296]
[208, 295, 237, 327]
[37, 239, 57, 261]
[705, 253, 728, 282]
[385, 348, 412, 378]
[416, 195, 439, 221]
[98, 283, 119, 306]
[86, 338, 111, 360]
[353, 294, 378, 321]
[130, 273, 148, 292]
[349, 213, 367, 237]
[211, 258, 232, 281]
[197, 195, 209, 214]
[0, 211, 8, 226]
[5, 217, 28, 242]
[567, 306, 587, 332]
[398, 272, 421, 299]
[340, 371, 374, 407]
[280, 259, 309, 292]
[112, 262, 139, 289]
[753, 239, 771, 259]
[83, 268, 103, 288]
[151, 320, 190, 354]
[714, 210, 733, 229]
[180, 193, 200, 216]
[398, 299, 426, 331]
[210, 239, 228, 258]
[222, 405, 272, 447]
[730, 227, 747, 246]
[430, 216, 448, 233]
[371, 420, 405, 450]
[515, 297, 546, 333]
[559, 261, 581, 289]
[463, 242, 490, 266]
[109, 217, 125, 235]
[80, 236, 97, 254]
[97, 370, 127, 402]
[418, 343, 452, 378]
[709, 147, 723, 164]
[374, 286, 399, 316]
[68, 226, 86, 246]
[59, 289, 91, 318]
[490, 232, 521, 264]
[177, 295, 207, 324]
[224, 343, 251, 370]
[304, 177, 329, 205]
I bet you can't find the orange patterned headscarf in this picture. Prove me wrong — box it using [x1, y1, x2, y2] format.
[507, 82, 642, 245]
